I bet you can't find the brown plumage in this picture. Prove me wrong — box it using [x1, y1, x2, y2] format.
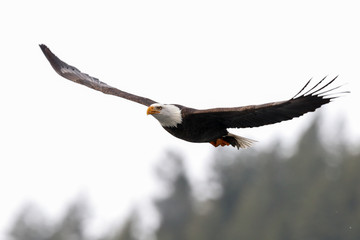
[40, 44, 156, 106]
[40, 44, 347, 149]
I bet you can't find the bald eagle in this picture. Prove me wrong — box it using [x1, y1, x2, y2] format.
[39, 44, 346, 149]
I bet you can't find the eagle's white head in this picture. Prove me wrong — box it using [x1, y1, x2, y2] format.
[147, 103, 182, 127]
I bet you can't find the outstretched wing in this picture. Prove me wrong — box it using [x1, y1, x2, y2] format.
[184, 76, 347, 128]
[39, 44, 157, 106]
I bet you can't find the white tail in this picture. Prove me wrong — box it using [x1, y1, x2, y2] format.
[228, 133, 257, 149]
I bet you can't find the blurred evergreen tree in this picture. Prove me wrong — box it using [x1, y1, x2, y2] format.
[9, 197, 91, 240]
[50, 198, 89, 240]
[154, 151, 194, 240]
[107, 213, 138, 240]
[9, 203, 53, 240]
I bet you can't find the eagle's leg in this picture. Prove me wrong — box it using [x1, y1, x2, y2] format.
[210, 138, 231, 147]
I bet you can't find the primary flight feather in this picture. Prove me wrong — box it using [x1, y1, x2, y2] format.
[40, 44, 347, 149]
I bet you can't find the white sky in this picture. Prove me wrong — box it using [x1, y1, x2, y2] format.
[1, 0, 359, 238]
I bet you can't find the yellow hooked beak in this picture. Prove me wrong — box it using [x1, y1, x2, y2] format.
[147, 106, 160, 115]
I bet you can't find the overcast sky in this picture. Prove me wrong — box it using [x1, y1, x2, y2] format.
[1, 0, 359, 238]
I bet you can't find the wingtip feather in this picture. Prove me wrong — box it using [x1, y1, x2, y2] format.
[39, 44, 48, 53]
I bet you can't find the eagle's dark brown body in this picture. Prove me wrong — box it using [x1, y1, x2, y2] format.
[163, 106, 229, 143]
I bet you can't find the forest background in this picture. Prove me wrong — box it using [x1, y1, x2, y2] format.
[8, 116, 360, 240]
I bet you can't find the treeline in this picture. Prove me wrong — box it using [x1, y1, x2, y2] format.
[8, 117, 360, 240]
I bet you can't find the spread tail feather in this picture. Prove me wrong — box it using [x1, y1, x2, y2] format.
[226, 133, 257, 149]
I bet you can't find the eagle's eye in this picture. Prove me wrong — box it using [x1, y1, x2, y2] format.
[157, 106, 163, 110]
